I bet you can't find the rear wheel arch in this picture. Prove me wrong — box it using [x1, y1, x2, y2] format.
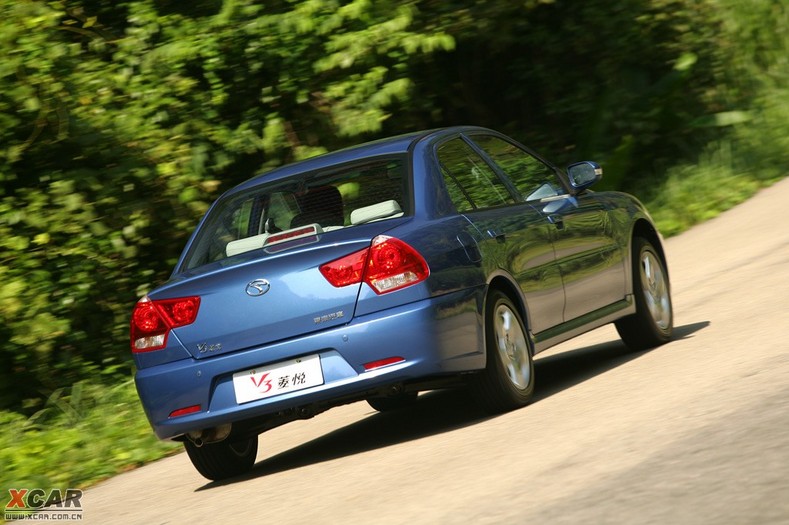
[486, 275, 533, 347]
[472, 282, 536, 413]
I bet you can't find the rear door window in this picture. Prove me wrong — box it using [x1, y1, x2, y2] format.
[436, 138, 515, 211]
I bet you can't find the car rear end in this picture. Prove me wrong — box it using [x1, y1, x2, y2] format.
[131, 150, 483, 441]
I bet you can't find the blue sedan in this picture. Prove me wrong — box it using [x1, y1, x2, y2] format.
[131, 126, 673, 480]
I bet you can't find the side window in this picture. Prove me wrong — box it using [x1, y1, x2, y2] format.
[440, 164, 474, 212]
[471, 135, 563, 201]
[437, 138, 514, 212]
[229, 198, 255, 238]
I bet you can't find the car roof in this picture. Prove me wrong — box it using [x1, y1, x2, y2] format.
[225, 126, 493, 196]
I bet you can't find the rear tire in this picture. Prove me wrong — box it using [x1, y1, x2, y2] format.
[615, 237, 673, 351]
[471, 290, 534, 413]
[367, 392, 419, 412]
[184, 435, 258, 481]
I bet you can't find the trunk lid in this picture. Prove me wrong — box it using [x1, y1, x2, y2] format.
[150, 233, 380, 359]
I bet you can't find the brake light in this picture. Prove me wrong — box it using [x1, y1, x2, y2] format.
[265, 225, 318, 247]
[130, 296, 201, 352]
[319, 248, 368, 288]
[320, 236, 429, 294]
[366, 236, 430, 293]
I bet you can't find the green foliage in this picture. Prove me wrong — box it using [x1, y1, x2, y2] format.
[646, 141, 763, 236]
[389, 0, 732, 180]
[0, 380, 180, 492]
[644, 0, 789, 235]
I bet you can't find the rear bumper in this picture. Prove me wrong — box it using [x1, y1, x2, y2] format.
[135, 288, 483, 440]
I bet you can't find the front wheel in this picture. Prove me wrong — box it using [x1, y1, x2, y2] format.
[471, 290, 535, 413]
[615, 237, 673, 351]
[184, 435, 258, 481]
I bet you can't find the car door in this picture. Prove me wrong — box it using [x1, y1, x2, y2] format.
[468, 133, 626, 322]
[535, 191, 626, 321]
[434, 135, 565, 335]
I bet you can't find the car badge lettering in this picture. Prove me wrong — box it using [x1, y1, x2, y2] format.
[246, 279, 271, 297]
[313, 310, 344, 324]
[197, 342, 222, 353]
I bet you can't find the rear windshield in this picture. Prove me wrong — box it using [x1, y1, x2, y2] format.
[181, 156, 410, 271]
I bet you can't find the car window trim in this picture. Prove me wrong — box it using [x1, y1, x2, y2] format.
[437, 158, 478, 211]
[463, 131, 572, 198]
[459, 133, 523, 203]
[432, 134, 519, 213]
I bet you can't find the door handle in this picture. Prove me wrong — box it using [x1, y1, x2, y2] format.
[547, 214, 565, 230]
[487, 230, 506, 244]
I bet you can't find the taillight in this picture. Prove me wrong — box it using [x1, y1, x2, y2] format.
[319, 248, 368, 288]
[320, 236, 430, 294]
[130, 296, 201, 353]
[365, 236, 430, 293]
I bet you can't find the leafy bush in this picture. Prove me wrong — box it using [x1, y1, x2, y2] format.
[646, 142, 762, 236]
[0, 380, 180, 492]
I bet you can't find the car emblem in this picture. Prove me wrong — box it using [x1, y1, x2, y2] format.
[245, 279, 271, 297]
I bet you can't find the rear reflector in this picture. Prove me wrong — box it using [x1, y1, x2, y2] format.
[130, 296, 201, 353]
[169, 405, 201, 418]
[319, 236, 429, 294]
[363, 356, 405, 371]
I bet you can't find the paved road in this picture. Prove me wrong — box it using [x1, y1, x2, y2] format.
[84, 178, 789, 524]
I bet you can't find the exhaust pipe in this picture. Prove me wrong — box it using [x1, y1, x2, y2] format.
[389, 384, 404, 396]
[187, 423, 232, 448]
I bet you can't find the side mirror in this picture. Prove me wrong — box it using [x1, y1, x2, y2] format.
[567, 161, 602, 192]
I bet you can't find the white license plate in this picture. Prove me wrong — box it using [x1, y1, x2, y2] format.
[232, 355, 324, 404]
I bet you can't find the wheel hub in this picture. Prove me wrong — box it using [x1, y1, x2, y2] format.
[641, 250, 671, 330]
[494, 304, 531, 389]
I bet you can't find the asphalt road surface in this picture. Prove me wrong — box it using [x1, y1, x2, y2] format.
[84, 178, 789, 525]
